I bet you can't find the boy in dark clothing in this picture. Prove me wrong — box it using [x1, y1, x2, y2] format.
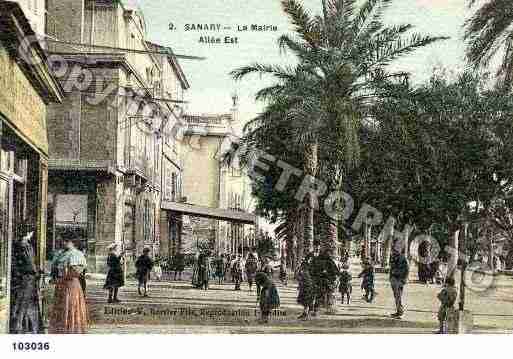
[135, 248, 154, 297]
[339, 264, 352, 305]
[358, 259, 375, 303]
[436, 277, 458, 334]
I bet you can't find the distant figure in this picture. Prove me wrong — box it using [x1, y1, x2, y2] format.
[173, 253, 185, 281]
[245, 252, 258, 291]
[197, 252, 211, 290]
[436, 277, 458, 334]
[255, 272, 280, 324]
[389, 250, 410, 319]
[297, 254, 315, 321]
[232, 255, 244, 291]
[214, 254, 227, 285]
[358, 259, 375, 303]
[339, 264, 352, 305]
[104, 243, 124, 303]
[135, 248, 154, 297]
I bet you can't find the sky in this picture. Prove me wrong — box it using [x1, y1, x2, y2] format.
[136, 0, 470, 135]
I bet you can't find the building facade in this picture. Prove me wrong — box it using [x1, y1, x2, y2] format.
[179, 103, 258, 256]
[0, 1, 63, 333]
[44, 0, 184, 272]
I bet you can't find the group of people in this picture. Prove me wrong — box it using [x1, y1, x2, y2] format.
[296, 248, 411, 321]
[103, 244, 156, 302]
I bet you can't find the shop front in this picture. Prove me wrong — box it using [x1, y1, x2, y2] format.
[0, 2, 63, 333]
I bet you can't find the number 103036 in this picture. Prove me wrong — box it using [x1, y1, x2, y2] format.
[12, 342, 50, 351]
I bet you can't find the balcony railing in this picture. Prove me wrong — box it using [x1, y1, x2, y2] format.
[123, 116, 156, 182]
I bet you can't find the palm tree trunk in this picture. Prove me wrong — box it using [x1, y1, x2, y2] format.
[303, 140, 318, 258]
[296, 208, 304, 265]
[447, 223, 460, 281]
[319, 212, 338, 257]
[381, 218, 395, 268]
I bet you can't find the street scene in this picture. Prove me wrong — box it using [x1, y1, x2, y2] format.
[1, 0, 513, 337]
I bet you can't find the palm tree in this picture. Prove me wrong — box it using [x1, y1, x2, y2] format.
[464, 0, 513, 91]
[232, 0, 446, 260]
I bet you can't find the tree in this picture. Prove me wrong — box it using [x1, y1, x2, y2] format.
[464, 0, 513, 91]
[232, 0, 446, 260]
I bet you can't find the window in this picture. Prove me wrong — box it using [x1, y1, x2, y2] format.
[171, 172, 176, 202]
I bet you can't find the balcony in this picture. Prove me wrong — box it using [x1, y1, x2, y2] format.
[123, 116, 157, 184]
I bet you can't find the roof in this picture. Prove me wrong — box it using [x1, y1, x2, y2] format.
[162, 201, 256, 225]
[146, 41, 190, 90]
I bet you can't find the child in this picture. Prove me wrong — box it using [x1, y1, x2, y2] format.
[135, 248, 154, 297]
[255, 272, 280, 324]
[339, 264, 352, 305]
[436, 277, 458, 334]
[358, 259, 375, 303]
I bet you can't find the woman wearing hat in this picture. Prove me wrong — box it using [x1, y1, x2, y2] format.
[49, 236, 88, 333]
[104, 243, 124, 303]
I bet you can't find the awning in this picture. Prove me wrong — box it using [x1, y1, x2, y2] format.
[161, 201, 256, 225]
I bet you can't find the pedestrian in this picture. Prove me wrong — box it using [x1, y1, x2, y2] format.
[197, 251, 211, 290]
[10, 228, 42, 333]
[245, 251, 258, 291]
[49, 236, 88, 334]
[358, 259, 375, 303]
[389, 249, 410, 319]
[311, 249, 339, 315]
[436, 277, 458, 334]
[232, 254, 244, 290]
[173, 253, 185, 281]
[255, 272, 280, 324]
[339, 264, 352, 305]
[296, 255, 315, 320]
[104, 243, 124, 303]
[214, 254, 226, 285]
[135, 247, 154, 297]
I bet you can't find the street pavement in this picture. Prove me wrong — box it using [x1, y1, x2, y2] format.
[84, 266, 513, 334]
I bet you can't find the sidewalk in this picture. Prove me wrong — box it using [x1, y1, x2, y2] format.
[83, 270, 513, 334]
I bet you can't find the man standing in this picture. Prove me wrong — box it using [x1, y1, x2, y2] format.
[389, 249, 409, 319]
[232, 254, 244, 290]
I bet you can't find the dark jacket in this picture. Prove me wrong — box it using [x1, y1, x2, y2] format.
[104, 253, 124, 289]
[135, 254, 154, 281]
[256, 272, 280, 311]
[358, 265, 375, 289]
[339, 270, 352, 292]
[390, 254, 409, 284]
[311, 253, 339, 291]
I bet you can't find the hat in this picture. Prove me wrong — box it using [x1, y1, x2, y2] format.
[107, 243, 118, 250]
[143, 247, 150, 253]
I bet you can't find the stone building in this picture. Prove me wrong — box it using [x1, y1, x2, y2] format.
[44, 0, 181, 272]
[0, 1, 63, 333]
[146, 41, 190, 260]
[175, 100, 258, 256]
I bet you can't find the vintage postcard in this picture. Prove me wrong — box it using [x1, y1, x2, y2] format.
[0, 0, 512, 345]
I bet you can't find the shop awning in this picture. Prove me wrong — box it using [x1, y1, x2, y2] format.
[161, 201, 256, 225]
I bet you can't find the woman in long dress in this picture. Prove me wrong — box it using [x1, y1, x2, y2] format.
[49, 237, 88, 334]
[104, 243, 124, 303]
